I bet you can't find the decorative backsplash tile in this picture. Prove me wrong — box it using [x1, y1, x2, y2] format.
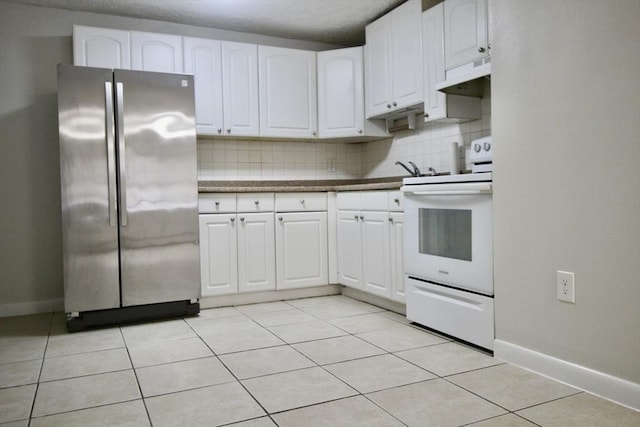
[198, 84, 490, 181]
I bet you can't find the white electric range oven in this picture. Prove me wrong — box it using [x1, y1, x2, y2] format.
[401, 172, 494, 350]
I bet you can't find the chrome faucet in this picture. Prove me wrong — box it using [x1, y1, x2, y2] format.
[427, 167, 437, 176]
[395, 160, 422, 177]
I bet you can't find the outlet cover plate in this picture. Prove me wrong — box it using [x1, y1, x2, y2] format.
[557, 270, 575, 303]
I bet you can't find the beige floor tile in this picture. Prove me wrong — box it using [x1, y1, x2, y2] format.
[467, 413, 538, 426]
[300, 304, 373, 320]
[0, 314, 51, 334]
[328, 313, 407, 334]
[395, 342, 502, 376]
[226, 417, 277, 427]
[516, 392, 640, 426]
[187, 314, 256, 336]
[136, 356, 235, 397]
[356, 325, 448, 352]
[220, 345, 315, 379]
[121, 319, 196, 346]
[368, 379, 506, 427]
[0, 420, 29, 427]
[189, 306, 243, 320]
[247, 309, 316, 327]
[145, 381, 265, 427]
[40, 348, 131, 382]
[45, 328, 124, 358]
[0, 360, 41, 388]
[199, 324, 284, 355]
[242, 366, 357, 413]
[267, 319, 348, 344]
[29, 400, 150, 427]
[235, 301, 294, 315]
[0, 340, 46, 364]
[32, 370, 140, 417]
[273, 395, 405, 427]
[293, 335, 385, 365]
[324, 354, 435, 393]
[378, 310, 411, 325]
[128, 337, 212, 368]
[448, 364, 580, 411]
[0, 384, 36, 424]
[0, 331, 48, 348]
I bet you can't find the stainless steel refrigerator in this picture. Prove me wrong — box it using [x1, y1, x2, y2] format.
[57, 64, 200, 331]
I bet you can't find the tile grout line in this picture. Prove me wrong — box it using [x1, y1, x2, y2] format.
[119, 324, 154, 427]
[26, 311, 54, 426]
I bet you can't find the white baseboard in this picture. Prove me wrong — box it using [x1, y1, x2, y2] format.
[340, 286, 406, 315]
[494, 339, 640, 411]
[0, 298, 64, 317]
[199, 285, 341, 309]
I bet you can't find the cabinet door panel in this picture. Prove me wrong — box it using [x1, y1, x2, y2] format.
[364, 17, 392, 118]
[183, 37, 223, 135]
[337, 210, 363, 289]
[238, 213, 276, 293]
[73, 25, 131, 69]
[276, 212, 328, 290]
[361, 211, 391, 298]
[423, 4, 447, 121]
[222, 41, 260, 136]
[199, 214, 237, 296]
[444, 0, 488, 69]
[131, 31, 183, 73]
[391, 0, 423, 109]
[389, 212, 405, 303]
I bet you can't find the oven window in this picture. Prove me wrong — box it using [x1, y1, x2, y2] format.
[418, 208, 472, 261]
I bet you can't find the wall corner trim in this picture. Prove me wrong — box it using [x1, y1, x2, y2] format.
[0, 298, 64, 318]
[494, 339, 640, 412]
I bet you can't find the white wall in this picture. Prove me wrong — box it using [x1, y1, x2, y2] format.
[491, 0, 640, 407]
[0, 1, 337, 315]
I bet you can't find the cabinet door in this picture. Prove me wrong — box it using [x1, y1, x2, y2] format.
[276, 212, 328, 290]
[199, 214, 238, 296]
[337, 210, 363, 289]
[444, 0, 488, 70]
[259, 46, 317, 138]
[73, 26, 131, 69]
[423, 4, 447, 121]
[183, 37, 223, 135]
[361, 211, 391, 298]
[317, 47, 364, 138]
[364, 16, 393, 118]
[390, 0, 423, 110]
[389, 212, 405, 303]
[222, 42, 260, 136]
[131, 31, 183, 73]
[237, 212, 276, 293]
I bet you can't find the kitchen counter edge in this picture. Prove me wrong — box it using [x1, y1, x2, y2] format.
[198, 178, 404, 193]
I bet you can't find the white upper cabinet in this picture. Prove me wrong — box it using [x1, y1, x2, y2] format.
[423, 3, 482, 122]
[73, 25, 131, 69]
[259, 46, 317, 138]
[365, 0, 423, 118]
[318, 47, 386, 139]
[131, 31, 183, 73]
[183, 37, 223, 135]
[222, 42, 260, 137]
[444, 0, 489, 70]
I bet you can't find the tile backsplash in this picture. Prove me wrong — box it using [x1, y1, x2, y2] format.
[198, 85, 490, 181]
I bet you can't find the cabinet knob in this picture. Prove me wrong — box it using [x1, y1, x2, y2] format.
[227, 128, 231, 134]
[359, 215, 364, 221]
[357, 129, 363, 134]
[394, 198, 400, 204]
[278, 216, 283, 221]
[386, 104, 391, 109]
[392, 101, 397, 107]
[478, 46, 486, 53]
[312, 131, 317, 136]
[354, 214, 359, 220]
[230, 217, 235, 222]
[215, 201, 220, 206]
[388, 217, 393, 223]
[240, 217, 245, 222]
[300, 199, 305, 204]
[424, 113, 429, 118]
[254, 200, 259, 205]
[217, 128, 222, 134]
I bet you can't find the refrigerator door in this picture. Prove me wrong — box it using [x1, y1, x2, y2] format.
[114, 70, 200, 306]
[57, 64, 120, 313]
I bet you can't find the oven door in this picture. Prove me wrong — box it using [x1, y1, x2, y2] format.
[402, 182, 493, 295]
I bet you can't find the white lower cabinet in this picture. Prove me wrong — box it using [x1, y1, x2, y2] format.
[336, 191, 404, 302]
[237, 212, 276, 293]
[276, 211, 328, 289]
[199, 213, 238, 296]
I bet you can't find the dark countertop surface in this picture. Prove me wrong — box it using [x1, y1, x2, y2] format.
[198, 177, 406, 193]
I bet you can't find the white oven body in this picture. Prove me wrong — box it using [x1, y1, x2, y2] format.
[403, 183, 493, 295]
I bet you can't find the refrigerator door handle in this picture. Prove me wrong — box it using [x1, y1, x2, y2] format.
[105, 82, 118, 227]
[115, 81, 128, 226]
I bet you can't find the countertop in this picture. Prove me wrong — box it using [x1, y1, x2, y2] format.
[198, 177, 405, 193]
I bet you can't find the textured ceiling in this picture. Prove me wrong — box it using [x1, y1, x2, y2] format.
[3, 0, 410, 45]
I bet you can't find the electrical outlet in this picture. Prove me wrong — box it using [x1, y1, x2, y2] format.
[327, 158, 336, 173]
[557, 271, 575, 303]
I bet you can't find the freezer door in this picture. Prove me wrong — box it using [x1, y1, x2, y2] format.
[114, 70, 200, 306]
[57, 64, 120, 313]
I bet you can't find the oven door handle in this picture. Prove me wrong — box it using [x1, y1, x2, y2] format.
[401, 182, 492, 195]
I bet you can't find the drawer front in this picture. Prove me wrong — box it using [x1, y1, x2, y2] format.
[388, 191, 404, 211]
[275, 192, 327, 212]
[336, 191, 362, 210]
[237, 193, 275, 212]
[361, 191, 389, 211]
[199, 194, 236, 213]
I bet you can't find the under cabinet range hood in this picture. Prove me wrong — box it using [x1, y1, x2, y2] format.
[435, 57, 491, 97]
